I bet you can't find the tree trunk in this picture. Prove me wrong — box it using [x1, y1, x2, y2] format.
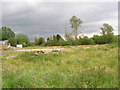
[75, 29, 77, 40]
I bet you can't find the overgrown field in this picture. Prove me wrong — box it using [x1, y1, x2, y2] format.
[2, 44, 118, 88]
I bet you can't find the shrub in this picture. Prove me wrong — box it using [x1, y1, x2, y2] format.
[79, 36, 93, 45]
[30, 42, 35, 46]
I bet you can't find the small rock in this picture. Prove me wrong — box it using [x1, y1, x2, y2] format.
[35, 50, 45, 56]
[52, 52, 59, 55]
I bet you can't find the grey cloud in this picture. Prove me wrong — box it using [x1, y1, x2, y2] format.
[2, 2, 118, 41]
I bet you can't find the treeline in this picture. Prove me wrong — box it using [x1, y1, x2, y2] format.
[0, 26, 118, 47]
[0, 15, 119, 47]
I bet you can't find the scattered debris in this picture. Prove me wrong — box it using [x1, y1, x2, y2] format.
[40, 50, 45, 53]
[3, 44, 16, 50]
[35, 50, 45, 56]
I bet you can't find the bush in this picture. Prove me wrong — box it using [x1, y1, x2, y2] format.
[113, 35, 118, 43]
[30, 42, 36, 46]
[22, 43, 27, 47]
[79, 36, 93, 45]
[92, 34, 115, 44]
[92, 35, 106, 44]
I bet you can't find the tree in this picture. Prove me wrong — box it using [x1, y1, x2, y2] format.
[53, 35, 58, 44]
[100, 23, 114, 35]
[0, 26, 15, 40]
[16, 33, 30, 47]
[69, 15, 82, 40]
[65, 33, 74, 41]
[46, 36, 53, 46]
[56, 34, 61, 41]
[38, 37, 45, 45]
[47, 37, 50, 42]
[8, 37, 17, 46]
[46, 34, 65, 46]
[100, 23, 114, 44]
[56, 34, 64, 41]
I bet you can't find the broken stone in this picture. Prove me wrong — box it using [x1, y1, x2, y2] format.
[35, 50, 45, 56]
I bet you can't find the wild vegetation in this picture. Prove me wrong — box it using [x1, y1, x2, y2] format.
[2, 43, 118, 88]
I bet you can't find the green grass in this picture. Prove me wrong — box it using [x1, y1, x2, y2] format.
[2, 44, 118, 88]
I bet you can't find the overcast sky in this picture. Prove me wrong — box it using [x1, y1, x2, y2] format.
[1, 0, 118, 41]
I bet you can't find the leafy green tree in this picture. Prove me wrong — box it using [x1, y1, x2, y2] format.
[57, 34, 65, 46]
[47, 37, 50, 42]
[16, 33, 30, 46]
[0, 26, 15, 40]
[38, 37, 45, 45]
[100, 23, 114, 35]
[56, 34, 62, 41]
[56, 34, 64, 42]
[100, 23, 114, 44]
[70, 15, 83, 40]
[8, 37, 17, 46]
